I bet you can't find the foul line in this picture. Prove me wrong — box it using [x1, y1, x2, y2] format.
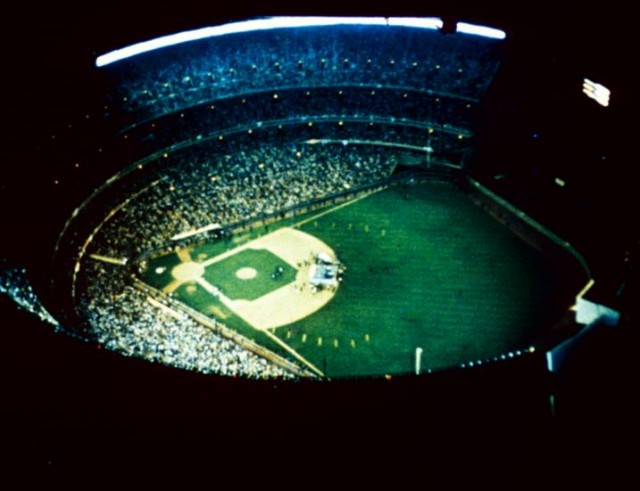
[169, 273, 324, 377]
[162, 279, 183, 294]
[577, 278, 595, 299]
[147, 296, 185, 321]
[201, 245, 246, 268]
[195, 278, 233, 305]
[262, 329, 324, 377]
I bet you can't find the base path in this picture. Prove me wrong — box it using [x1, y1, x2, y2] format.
[226, 227, 339, 330]
[193, 227, 339, 331]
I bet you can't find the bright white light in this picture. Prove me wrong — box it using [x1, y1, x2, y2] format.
[575, 296, 620, 326]
[388, 17, 442, 30]
[415, 346, 423, 375]
[546, 351, 554, 372]
[582, 78, 610, 107]
[456, 22, 507, 39]
[96, 16, 443, 67]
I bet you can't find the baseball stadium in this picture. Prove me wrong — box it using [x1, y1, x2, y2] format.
[26, 16, 590, 382]
[1, 7, 636, 438]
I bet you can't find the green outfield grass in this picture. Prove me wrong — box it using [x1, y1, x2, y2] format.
[139, 181, 574, 378]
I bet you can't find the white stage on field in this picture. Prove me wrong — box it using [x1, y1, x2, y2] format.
[309, 252, 342, 289]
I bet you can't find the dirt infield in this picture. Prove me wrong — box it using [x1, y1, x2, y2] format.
[165, 227, 339, 331]
[213, 227, 338, 331]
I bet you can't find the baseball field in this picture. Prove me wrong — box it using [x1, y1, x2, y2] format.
[139, 180, 570, 378]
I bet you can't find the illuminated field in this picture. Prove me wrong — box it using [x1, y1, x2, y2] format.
[139, 181, 568, 378]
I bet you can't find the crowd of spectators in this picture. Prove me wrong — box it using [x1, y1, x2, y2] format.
[105, 24, 501, 123]
[91, 138, 399, 258]
[0, 265, 59, 327]
[119, 87, 475, 158]
[48, 88, 473, 230]
[74, 138, 402, 377]
[82, 261, 292, 378]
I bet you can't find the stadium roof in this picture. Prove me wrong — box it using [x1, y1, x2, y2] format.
[95, 17, 506, 67]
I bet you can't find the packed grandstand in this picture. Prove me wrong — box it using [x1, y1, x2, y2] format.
[11, 17, 589, 380]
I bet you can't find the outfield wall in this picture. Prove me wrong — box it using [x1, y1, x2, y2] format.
[464, 177, 592, 348]
[465, 177, 590, 277]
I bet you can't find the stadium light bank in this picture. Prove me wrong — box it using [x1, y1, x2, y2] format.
[95, 17, 506, 68]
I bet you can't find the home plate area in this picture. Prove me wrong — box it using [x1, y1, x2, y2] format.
[170, 227, 342, 331]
